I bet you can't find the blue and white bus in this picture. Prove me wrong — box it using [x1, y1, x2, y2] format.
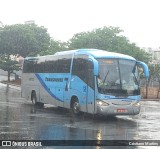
[21, 49, 149, 115]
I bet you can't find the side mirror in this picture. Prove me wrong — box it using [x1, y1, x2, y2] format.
[137, 61, 149, 78]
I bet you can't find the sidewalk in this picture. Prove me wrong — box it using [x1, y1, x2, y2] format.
[1, 81, 21, 87]
[0, 80, 21, 91]
[0, 78, 21, 87]
[142, 98, 160, 101]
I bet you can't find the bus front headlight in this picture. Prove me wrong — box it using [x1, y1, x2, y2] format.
[132, 102, 140, 107]
[97, 100, 109, 106]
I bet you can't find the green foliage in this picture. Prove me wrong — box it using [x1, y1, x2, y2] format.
[0, 55, 21, 81]
[40, 39, 68, 55]
[147, 64, 160, 98]
[68, 26, 151, 63]
[0, 24, 50, 57]
[0, 24, 152, 81]
[69, 26, 122, 49]
[149, 64, 160, 83]
[0, 24, 50, 81]
[0, 56, 20, 72]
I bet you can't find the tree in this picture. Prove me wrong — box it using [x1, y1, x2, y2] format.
[148, 64, 160, 98]
[68, 26, 151, 63]
[0, 56, 20, 81]
[0, 24, 50, 81]
[40, 38, 68, 55]
[0, 24, 50, 57]
[154, 64, 160, 98]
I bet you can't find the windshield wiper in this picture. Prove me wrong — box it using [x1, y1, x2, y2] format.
[102, 71, 109, 86]
[132, 62, 139, 85]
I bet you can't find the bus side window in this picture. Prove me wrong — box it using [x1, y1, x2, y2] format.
[23, 60, 36, 73]
[35, 60, 45, 73]
[45, 56, 58, 73]
[72, 57, 87, 82]
[87, 61, 94, 89]
[72, 55, 94, 89]
[57, 59, 71, 73]
[57, 55, 72, 73]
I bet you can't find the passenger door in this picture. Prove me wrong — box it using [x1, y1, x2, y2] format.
[86, 60, 95, 114]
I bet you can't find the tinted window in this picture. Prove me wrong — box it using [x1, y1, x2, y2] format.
[35, 57, 45, 73]
[57, 55, 72, 73]
[23, 59, 37, 73]
[87, 60, 94, 89]
[23, 54, 72, 73]
[45, 56, 58, 73]
[72, 55, 89, 84]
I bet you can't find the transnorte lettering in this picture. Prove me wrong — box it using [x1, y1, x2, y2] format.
[45, 77, 63, 82]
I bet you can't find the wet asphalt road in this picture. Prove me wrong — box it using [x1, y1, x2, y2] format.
[0, 81, 160, 149]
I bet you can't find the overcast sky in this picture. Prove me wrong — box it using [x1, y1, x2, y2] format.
[1, 0, 160, 48]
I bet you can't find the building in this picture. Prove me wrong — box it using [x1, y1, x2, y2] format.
[24, 20, 35, 25]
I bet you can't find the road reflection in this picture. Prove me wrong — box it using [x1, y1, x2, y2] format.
[0, 84, 159, 149]
[31, 105, 139, 149]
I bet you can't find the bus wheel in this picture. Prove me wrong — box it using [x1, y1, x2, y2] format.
[71, 98, 80, 115]
[38, 102, 44, 108]
[31, 92, 37, 106]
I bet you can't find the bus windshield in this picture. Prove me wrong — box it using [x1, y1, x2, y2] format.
[97, 59, 140, 96]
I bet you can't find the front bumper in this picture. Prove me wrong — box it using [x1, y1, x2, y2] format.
[97, 104, 140, 116]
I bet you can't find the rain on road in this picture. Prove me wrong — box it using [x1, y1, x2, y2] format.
[0, 82, 160, 149]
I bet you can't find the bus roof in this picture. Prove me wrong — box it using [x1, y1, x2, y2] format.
[24, 49, 136, 61]
[55, 49, 136, 60]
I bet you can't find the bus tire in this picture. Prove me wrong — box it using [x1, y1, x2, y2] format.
[71, 98, 80, 115]
[37, 102, 44, 108]
[31, 91, 44, 108]
[31, 91, 37, 106]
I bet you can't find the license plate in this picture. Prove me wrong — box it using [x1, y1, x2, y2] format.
[117, 109, 126, 113]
